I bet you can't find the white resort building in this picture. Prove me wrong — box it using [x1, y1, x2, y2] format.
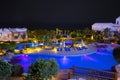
[92, 16, 120, 32]
[0, 28, 28, 42]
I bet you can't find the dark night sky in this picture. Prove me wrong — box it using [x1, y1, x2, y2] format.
[0, 0, 120, 29]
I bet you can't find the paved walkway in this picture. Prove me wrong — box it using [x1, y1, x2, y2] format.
[32, 44, 97, 56]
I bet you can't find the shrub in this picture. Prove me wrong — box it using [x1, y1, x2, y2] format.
[11, 65, 23, 77]
[48, 59, 59, 77]
[26, 59, 58, 80]
[0, 61, 12, 79]
[113, 47, 120, 63]
[117, 40, 120, 44]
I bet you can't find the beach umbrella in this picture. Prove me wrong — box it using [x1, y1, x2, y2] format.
[63, 41, 66, 47]
[81, 40, 85, 47]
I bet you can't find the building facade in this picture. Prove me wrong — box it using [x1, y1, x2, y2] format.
[0, 28, 28, 42]
[116, 16, 120, 25]
[92, 16, 120, 32]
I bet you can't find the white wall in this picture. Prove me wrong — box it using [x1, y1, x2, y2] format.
[116, 16, 120, 25]
[92, 23, 114, 31]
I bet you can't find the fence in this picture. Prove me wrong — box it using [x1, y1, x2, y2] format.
[68, 66, 118, 80]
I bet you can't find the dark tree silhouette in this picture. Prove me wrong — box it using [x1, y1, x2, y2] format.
[113, 47, 120, 63]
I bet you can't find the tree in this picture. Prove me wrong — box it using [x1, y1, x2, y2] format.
[113, 47, 120, 63]
[0, 42, 16, 54]
[56, 35, 61, 43]
[71, 31, 77, 38]
[48, 59, 59, 78]
[26, 59, 58, 80]
[94, 31, 103, 42]
[117, 40, 120, 44]
[7, 42, 16, 53]
[82, 28, 90, 35]
[103, 28, 110, 38]
[0, 61, 12, 80]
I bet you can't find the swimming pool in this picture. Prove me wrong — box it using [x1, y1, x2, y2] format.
[12, 47, 118, 73]
[15, 43, 38, 50]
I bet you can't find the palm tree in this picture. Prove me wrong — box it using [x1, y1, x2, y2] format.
[103, 28, 110, 38]
[56, 34, 61, 43]
[94, 31, 103, 42]
[90, 30, 96, 41]
[70, 31, 77, 38]
[82, 28, 91, 39]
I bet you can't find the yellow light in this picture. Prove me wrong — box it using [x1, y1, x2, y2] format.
[22, 47, 42, 54]
[35, 47, 42, 52]
[34, 40, 37, 43]
[78, 44, 81, 47]
[0, 42, 4, 44]
[0, 52, 4, 55]
[0, 50, 5, 55]
[33, 39, 38, 43]
[52, 48, 57, 53]
[91, 35, 94, 40]
[14, 49, 20, 54]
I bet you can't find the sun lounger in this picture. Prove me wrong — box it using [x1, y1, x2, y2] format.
[81, 46, 88, 49]
[57, 48, 62, 51]
[76, 47, 82, 50]
[64, 48, 71, 51]
[67, 48, 71, 51]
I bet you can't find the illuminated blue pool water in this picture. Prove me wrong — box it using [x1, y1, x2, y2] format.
[13, 48, 118, 73]
[15, 43, 38, 50]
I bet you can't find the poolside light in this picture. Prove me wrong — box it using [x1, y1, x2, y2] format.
[35, 47, 42, 52]
[91, 35, 94, 40]
[0, 51, 5, 55]
[52, 48, 57, 53]
[34, 40, 37, 43]
[14, 49, 20, 54]
[63, 56, 66, 59]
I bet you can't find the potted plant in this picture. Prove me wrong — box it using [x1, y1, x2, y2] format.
[26, 59, 58, 80]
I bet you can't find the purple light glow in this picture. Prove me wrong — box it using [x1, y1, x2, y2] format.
[96, 52, 112, 56]
[63, 56, 67, 60]
[61, 56, 69, 65]
[83, 55, 97, 62]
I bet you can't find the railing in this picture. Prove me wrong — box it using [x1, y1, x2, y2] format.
[68, 66, 118, 80]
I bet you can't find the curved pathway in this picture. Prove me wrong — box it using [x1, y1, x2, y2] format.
[37, 44, 97, 56]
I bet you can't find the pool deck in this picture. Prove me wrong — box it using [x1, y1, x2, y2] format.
[17, 43, 118, 57]
[25, 44, 97, 56]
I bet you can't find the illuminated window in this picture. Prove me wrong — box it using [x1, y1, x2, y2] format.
[14, 32, 19, 39]
[5, 34, 10, 38]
